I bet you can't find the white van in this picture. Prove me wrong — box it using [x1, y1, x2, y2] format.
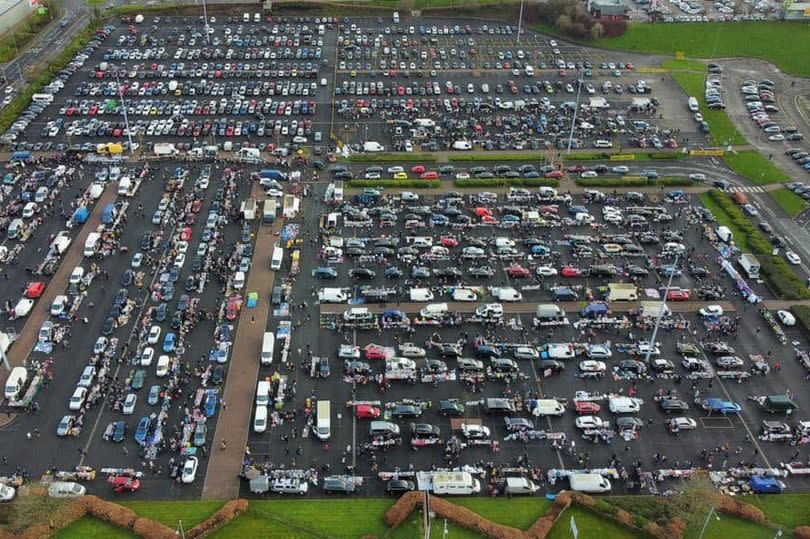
[504, 477, 540, 495]
[362, 141, 385, 152]
[83, 232, 100, 257]
[254, 12, 260, 22]
[419, 303, 448, 319]
[569, 473, 612, 493]
[608, 396, 641, 414]
[7, 218, 23, 240]
[271, 246, 284, 270]
[4, 367, 27, 400]
[687, 96, 699, 112]
[409, 288, 434, 302]
[452, 288, 477, 302]
[320, 77, 328, 87]
[393, 11, 400, 23]
[315, 400, 331, 441]
[261, 332, 275, 366]
[532, 399, 566, 417]
[78, 366, 96, 388]
[254, 405, 268, 433]
[525, 65, 534, 77]
[243, 12, 250, 22]
[432, 472, 481, 495]
[232, 271, 246, 290]
[593, 139, 613, 148]
[715, 226, 733, 243]
[343, 307, 372, 322]
[256, 381, 270, 407]
[318, 288, 349, 303]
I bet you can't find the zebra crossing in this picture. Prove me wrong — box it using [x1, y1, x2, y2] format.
[726, 185, 765, 193]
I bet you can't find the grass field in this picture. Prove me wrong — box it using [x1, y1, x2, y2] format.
[748, 494, 810, 529]
[770, 188, 807, 218]
[697, 192, 751, 251]
[452, 497, 552, 529]
[668, 70, 746, 146]
[53, 518, 137, 539]
[119, 500, 224, 528]
[593, 22, 810, 78]
[723, 150, 791, 185]
[546, 507, 640, 539]
[683, 513, 787, 539]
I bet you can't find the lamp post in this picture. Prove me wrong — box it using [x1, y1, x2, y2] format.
[113, 67, 134, 154]
[643, 253, 679, 365]
[516, 0, 524, 44]
[698, 507, 720, 539]
[566, 69, 585, 154]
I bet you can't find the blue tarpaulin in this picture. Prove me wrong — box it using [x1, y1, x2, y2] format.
[73, 207, 89, 223]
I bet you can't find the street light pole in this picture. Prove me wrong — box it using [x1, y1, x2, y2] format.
[698, 507, 720, 539]
[643, 253, 679, 365]
[566, 69, 585, 154]
[516, 0, 524, 44]
[114, 67, 134, 154]
[9, 32, 24, 83]
[201, 0, 210, 46]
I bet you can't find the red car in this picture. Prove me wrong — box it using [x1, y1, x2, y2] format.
[544, 170, 565, 179]
[420, 171, 438, 180]
[25, 282, 45, 299]
[561, 267, 583, 278]
[180, 227, 192, 241]
[666, 289, 691, 301]
[109, 476, 141, 493]
[191, 199, 202, 213]
[506, 265, 531, 278]
[225, 296, 242, 320]
[574, 400, 601, 415]
[411, 165, 426, 174]
[356, 404, 381, 419]
[566, 165, 586, 173]
[364, 345, 391, 360]
[440, 236, 459, 248]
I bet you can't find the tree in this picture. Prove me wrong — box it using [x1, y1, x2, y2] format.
[555, 14, 573, 32]
[590, 21, 604, 39]
[399, 0, 415, 11]
[668, 476, 722, 530]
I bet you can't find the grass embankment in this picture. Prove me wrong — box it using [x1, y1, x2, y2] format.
[668, 69, 746, 146]
[723, 150, 791, 186]
[770, 188, 807, 218]
[454, 178, 559, 188]
[699, 190, 810, 299]
[348, 179, 441, 188]
[576, 177, 692, 188]
[342, 153, 437, 163]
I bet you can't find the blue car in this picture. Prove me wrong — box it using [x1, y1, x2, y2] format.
[659, 266, 682, 277]
[148, 385, 161, 405]
[531, 245, 551, 255]
[135, 416, 151, 443]
[162, 332, 176, 353]
[204, 390, 218, 417]
[155, 303, 168, 322]
[112, 420, 126, 443]
[702, 398, 741, 414]
[312, 267, 338, 279]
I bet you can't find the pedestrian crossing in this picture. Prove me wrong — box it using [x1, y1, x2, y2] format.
[726, 186, 765, 193]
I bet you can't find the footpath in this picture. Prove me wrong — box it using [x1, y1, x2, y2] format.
[202, 185, 282, 500]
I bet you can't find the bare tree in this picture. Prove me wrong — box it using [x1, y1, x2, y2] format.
[669, 476, 722, 530]
[590, 21, 605, 39]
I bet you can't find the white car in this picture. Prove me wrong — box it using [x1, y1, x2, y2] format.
[586, 344, 612, 359]
[699, 305, 724, 317]
[140, 347, 155, 367]
[147, 325, 161, 344]
[338, 344, 360, 359]
[68, 387, 88, 411]
[197, 243, 209, 256]
[611, 166, 629, 174]
[579, 360, 606, 373]
[156, 355, 171, 377]
[176, 241, 189, 254]
[581, 171, 598, 178]
[181, 456, 199, 483]
[743, 204, 758, 216]
[173, 254, 186, 269]
[461, 423, 491, 439]
[400, 191, 419, 201]
[575, 416, 605, 430]
[131, 252, 144, 268]
[387, 166, 404, 174]
[688, 173, 706, 182]
[398, 342, 427, 358]
[93, 337, 108, 355]
[786, 251, 801, 265]
[51, 295, 69, 317]
[266, 189, 284, 198]
[455, 172, 471, 179]
[535, 266, 557, 277]
[48, 481, 86, 498]
[777, 310, 796, 326]
[667, 417, 697, 431]
[122, 393, 137, 415]
[0, 484, 16, 501]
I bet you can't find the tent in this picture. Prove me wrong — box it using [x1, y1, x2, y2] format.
[73, 207, 89, 223]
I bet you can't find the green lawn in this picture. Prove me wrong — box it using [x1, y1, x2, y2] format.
[723, 150, 791, 185]
[593, 22, 810, 78]
[669, 70, 746, 146]
[452, 497, 551, 529]
[770, 188, 808, 218]
[661, 58, 706, 72]
[119, 500, 224, 529]
[546, 507, 641, 539]
[683, 513, 787, 539]
[52, 518, 137, 539]
[748, 494, 810, 529]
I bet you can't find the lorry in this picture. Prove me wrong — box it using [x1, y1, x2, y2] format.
[153, 143, 180, 157]
[738, 253, 760, 279]
[606, 283, 638, 302]
[96, 143, 123, 156]
[282, 194, 299, 218]
[315, 400, 331, 441]
[241, 199, 257, 221]
[263, 199, 277, 224]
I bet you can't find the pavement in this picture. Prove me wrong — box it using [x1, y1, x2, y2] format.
[201, 187, 279, 500]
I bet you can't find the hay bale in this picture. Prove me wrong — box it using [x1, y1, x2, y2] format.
[132, 517, 177, 539]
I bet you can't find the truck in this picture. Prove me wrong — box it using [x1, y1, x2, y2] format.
[96, 143, 123, 156]
[738, 253, 760, 279]
[260, 169, 288, 181]
[282, 195, 299, 218]
[263, 199, 278, 224]
[49, 231, 71, 256]
[102, 204, 117, 225]
[241, 199, 257, 221]
[153, 143, 180, 157]
[315, 400, 331, 441]
[606, 282, 638, 302]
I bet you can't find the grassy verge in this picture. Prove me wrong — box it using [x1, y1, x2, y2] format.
[348, 179, 441, 188]
[0, 4, 57, 63]
[53, 518, 137, 539]
[770, 188, 807, 218]
[454, 178, 559, 188]
[699, 190, 810, 299]
[0, 20, 104, 136]
[723, 151, 791, 185]
[565, 151, 688, 162]
[669, 70, 746, 146]
[342, 153, 437, 163]
[448, 152, 551, 162]
[661, 58, 707, 72]
[119, 500, 224, 528]
[592, 22, 810, 78]
[546, 507, 640, 539]
[747, 493, 810, 529]
[576, 177, 692, 187]
[452, 498, 552, 529]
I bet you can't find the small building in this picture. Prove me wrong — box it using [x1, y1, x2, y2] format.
[588, 0, 629, 19]
[784, 2, 810, 20]
[0, 0, 37, 35]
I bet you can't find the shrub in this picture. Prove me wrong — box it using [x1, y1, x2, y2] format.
[344, 153, 437, 163]
[429, 495, 525, 539]
[575, 177, 691, 187]
[447, 153, 550, 162]
[384, 491, 421, 528]
[454, 178, 559, 188]
[186, 499, 249, 539]
[795, 525, 810, 539]
[716, 495, 765, 523]
[132, 517, 177, 539]
[348, 179, 440, 189]
[19, 525, 51, 539]
[84, 496, 138, 529]
[792, 306, 810, 338]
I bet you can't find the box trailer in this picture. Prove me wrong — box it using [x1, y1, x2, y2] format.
[738, 253, 760, 279]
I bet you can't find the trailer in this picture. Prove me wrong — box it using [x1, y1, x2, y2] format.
[738, 253, 760, 279]
[282, 194, 300, 218]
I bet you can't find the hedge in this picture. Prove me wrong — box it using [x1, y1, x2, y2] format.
[342, 153, 437, 163]
[0, 20, 104, 136]
[347, 179, 440, 188]
[447, 152, 550, 162]
[707, 189, 810, 300]
[454, 178, 559, 188]
[575, 177, 692, 187]
[791, 306, 810, 338]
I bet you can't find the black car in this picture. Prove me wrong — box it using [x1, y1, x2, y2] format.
[323, 478, 355, 494]
[386, 480, 415, 493]
[391, 405, 422, 418]
[155, 303, 168, 322]
[618, 360, 647, 375]
[538, 360, 565, 374]
[385, 266, 403, 279]
[120, 270, 133, 287]
[438, 399, 465, 416]
[114, 288, 128, 307]
[616, 417, 643, 431]
[212, 365, 224, 384]
[410, 423, 441, 439]
[659, 397, 689, 413]
[101, 317, 115, 336]
[758, 222, 773, 233]
[171, 311, 184, 329]
[140, 232, 153, 250]
[350, 268, 376, 279]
